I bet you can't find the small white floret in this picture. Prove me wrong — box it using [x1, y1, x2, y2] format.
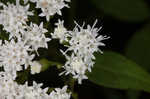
[30, 61, 42, 74]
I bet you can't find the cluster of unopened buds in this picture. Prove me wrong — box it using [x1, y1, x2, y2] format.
[0, 0, 108, 98]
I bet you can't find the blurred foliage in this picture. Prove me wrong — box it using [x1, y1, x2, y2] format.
[88, 51, 150, 92]
[89, 0, 150, 22]
[126, 24, 150, 71]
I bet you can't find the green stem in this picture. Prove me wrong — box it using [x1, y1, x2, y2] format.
[39, 58, 63, 71]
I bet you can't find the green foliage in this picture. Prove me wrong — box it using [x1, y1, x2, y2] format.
[89, 0, 150, 21]
[88, 51, 150, 92]
[126, 24, 150, 71]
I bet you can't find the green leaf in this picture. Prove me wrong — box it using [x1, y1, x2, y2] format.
[39, 59, 62, 72]
[126, 24, 150, 71]
[89, 0, 150, 22]
[88, 51, 150, 92]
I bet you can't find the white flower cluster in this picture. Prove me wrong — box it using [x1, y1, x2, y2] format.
[52, 20, 109, 84]
[49, 85, 71, 99]
[0, 39, 34, 79]
[0, 0, 71, 98]
[23, 22, 51, 52]
[51, 20, 70, 43]
[0, 0, 108, 98]
[26, 0, 70, 21]
[0, 72, 48, 99]
[0, 72, 70, 99]
[0, 0, 33, 39]
[0, 0, 51, 78]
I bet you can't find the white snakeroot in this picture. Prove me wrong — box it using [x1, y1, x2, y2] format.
[30, 0, 70, 21]
[68, 20, 109, 59]
[68, 20, 109, 71]
[60, 51, 88, 84]
[0, 72, 50, 99]
[24, 22, 51, 52]
[0, 0, 33, 39]
[51, 20, 70, 43]
[0, 0, 108, 98]
[50, 85, 71, 99]
[0, 72, 71, 99]
[23, 81, 49, 99]
[30, 61, 42, 74]
[60, 20, 109, 84]
[0, 40, 35, 79]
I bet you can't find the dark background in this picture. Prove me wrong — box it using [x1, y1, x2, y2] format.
[59, 0, 150, 99]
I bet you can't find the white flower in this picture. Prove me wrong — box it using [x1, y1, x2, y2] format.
[30, 61, 42, 74]
[0, 72, 50, 99]
[51, 20, 70, 43]
[60, 51, 88, 84]
[30, 0, 70, 21]
[49, 85, 71, 99]
[24, 22, 51, 53]
[0, 0, 33, 39]
[0, 71, 71, 99]
[0, 39, 35, 79]
[67, 20, 109, 70]
[23, 81, 49, 99]
[0, 72, 19, 98]
[60, 20, 109, 84]
[68, 20, 109, 58]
